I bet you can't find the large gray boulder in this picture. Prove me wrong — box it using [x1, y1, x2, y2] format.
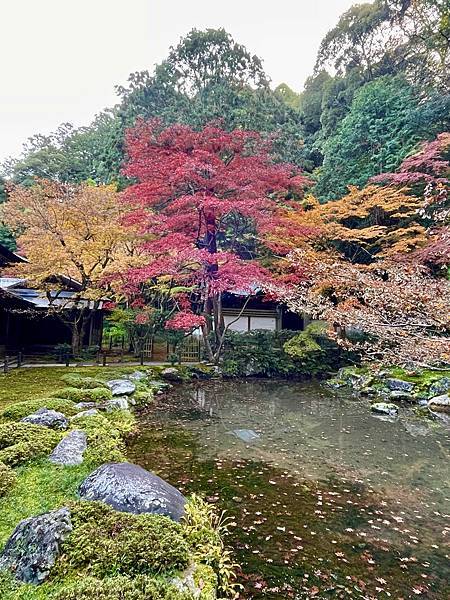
[0, 507, 72, 584]
[428, 394, 450, 413]
[79, 462, 186, 521]
[21, 408, 68, 430]
[386, 378, 414, 392]
[49, 430, 87, 466]
[106, 379, 136, 396]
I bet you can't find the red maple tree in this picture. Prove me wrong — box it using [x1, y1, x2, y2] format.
[120, 120, 309, 361]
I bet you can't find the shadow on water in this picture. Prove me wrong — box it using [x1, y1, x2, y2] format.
[127, 380, 450, 599]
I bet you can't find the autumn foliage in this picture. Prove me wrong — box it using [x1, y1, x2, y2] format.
[120, 120, 309, 360]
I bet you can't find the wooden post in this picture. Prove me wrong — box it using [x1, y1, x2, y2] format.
[65, 355, 70, 367]
[17, 352, 23, 367]
[102, 353, 107, 367]
[140, 351, 144, 366]
[4, 356, 9, 374]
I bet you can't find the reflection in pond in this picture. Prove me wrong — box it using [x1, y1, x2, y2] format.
[127, 380, 450, 599]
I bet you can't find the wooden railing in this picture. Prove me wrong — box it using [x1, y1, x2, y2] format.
[1, 352, 23, 373]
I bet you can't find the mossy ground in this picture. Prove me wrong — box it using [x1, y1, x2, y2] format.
[0, 366, 221, 600]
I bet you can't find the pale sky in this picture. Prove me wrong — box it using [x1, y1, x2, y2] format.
[0, 0, 356, 162]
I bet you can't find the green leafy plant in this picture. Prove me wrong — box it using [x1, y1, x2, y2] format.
[183, 494, 241, 598]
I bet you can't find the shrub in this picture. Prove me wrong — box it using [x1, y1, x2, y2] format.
[0, 423, 60, 466]
[1, 398, 78, 421]
[53, 387, 112, 403]
[60, 374, 108, 390]
[54, 575, 191, 600]
[57, 502, 190, 578]
[0, 461, 16, 497]
[221, 326, 355, 378]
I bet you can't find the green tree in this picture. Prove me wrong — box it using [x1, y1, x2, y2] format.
[314, 76, 419, 200]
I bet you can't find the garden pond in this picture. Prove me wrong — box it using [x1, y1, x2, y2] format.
[127, 379, 450, 599]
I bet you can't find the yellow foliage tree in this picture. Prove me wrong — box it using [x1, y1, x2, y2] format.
[2, 179, 141, 354]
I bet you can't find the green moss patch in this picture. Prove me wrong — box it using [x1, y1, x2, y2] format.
[0, 462, 16, 497]
[53, 388, 112, 403]
[59, 375, 108, 390]
[0, 423, 61, 467]
[55, 501, 189, 578]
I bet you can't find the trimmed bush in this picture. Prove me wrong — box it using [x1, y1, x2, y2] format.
[60, 374, 108, 390]
[1, 398, 78, 421]
[53, 387, 112, 403]
[54, 575, 191, 600]
[0, 423, 60, 466]
[57, 501, 190, 578]
[0, 461, 17, 497]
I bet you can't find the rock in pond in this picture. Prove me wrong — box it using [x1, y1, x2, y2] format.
[21, 408, 68, 430]
[371, 402, 399, 416]
[79, 462, 186, 521]
[49, 430, 87, 466]
[386, 378, 414, 392]
[0, 507, 72, 584]
[160, 367, 183, 382]
[428, 394, 450, 413]
[106, 397, 129, 411]
[106, 379, 136, 396]
[428, 377, 450, 397]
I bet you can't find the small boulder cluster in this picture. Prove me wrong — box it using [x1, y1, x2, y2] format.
[328, 367, 450, 417]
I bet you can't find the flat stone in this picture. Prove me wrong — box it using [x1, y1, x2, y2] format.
[389, 390, 414, 401]
[106, 397, 129, 411]
[428, 394, 450, 413]
[49, 430, 87, 466]
[21, 408, 68, 430]
[79, 462, 186, 521]
[128, 371, 148, 381]
[371, 402, 399, 416]
[74, 402, 99, 410]
[385, 378, 414, 392]
[0, 507, 72, 584]
[160, 367, 183, 382]
[106, 379, 136, 396]
[71, 408, 99, 419]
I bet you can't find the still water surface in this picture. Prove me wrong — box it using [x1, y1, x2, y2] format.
[127, 380, 450, 599]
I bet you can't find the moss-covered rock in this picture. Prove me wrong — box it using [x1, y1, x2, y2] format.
[1, 399, 78, 421]
[0, 461, 17, 497]
[56, 501, 190, 579]
[0, 423, 60, 467]
[53, 388, 112, 403]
